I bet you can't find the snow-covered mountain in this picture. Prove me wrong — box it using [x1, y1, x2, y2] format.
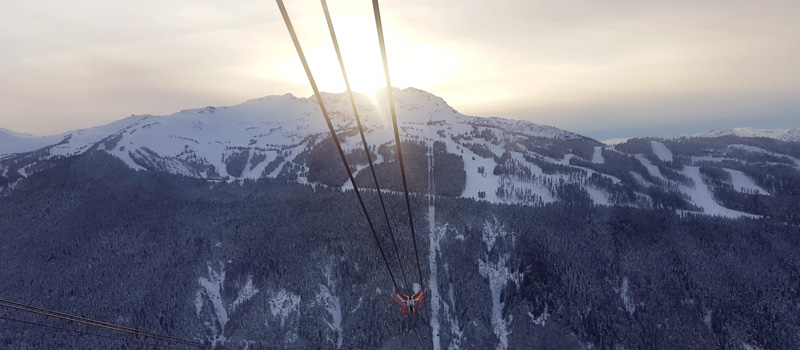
[2, 88, 799, 219]
[1, 88, 589, 196]
[699, 127, 800, 141]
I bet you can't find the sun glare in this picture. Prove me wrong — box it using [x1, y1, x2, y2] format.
[266, 7, 463, 98]
[331, 14, 386, 94]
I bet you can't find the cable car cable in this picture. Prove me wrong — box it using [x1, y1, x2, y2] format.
[0, 298, 215, 349]
[276, 0, 400, 293]
[0, 315, 194, 350]
[371, 0, 427, 310]
[319, 0, 411, 295]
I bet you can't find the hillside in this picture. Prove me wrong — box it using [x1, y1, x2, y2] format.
[3, 88, 799, 219]
[1, 89, 799, 349]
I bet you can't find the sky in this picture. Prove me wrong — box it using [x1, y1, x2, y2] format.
[1, 0, 799, 140]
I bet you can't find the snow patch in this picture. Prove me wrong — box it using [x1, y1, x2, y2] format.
[197, 262, 228, 346]
[315, 263, 343, 349]
[195, 260, 260, 347]
[602, 137, 630, 146]
[528, 305, 550, 326]
[427, 142, 443, 350]
[728, 144, 800, 167]
[591, 146, 605, 164]
[586, 187, 610, 206]
[724, 168, 770, 195]
[629, 171, 653, 187]
[615, 277, 636, 315]
[478, 219, 521, 350]
[269, 289, 301, 328]
[230, 275, 259, 315]
[444, 283, 464, 350]
[650, 141, 673, 162]
[679, 166, 759, 218]
[701, 127, 800, 142]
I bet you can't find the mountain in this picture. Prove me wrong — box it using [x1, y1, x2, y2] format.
[3, 88, 799, 218]
[1, 88, 595, 201]
[699, 127, 800, 142]
[1, 89, 800, 349]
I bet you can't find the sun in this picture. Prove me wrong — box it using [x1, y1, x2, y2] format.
[314, 14, 387, 95]
[265, 5, 463, 98]
[265, 13, 385, 96]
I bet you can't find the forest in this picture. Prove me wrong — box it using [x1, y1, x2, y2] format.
[1, 149, 798, 349]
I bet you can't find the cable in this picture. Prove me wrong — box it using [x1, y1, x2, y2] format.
[0, 315, 192, 350]
[371, 0, 426, 307]
[319, 0, 411, 295]
[276, 0, 400, 293]
[0, 299, 212, 348]
[0, 298, 214, 349]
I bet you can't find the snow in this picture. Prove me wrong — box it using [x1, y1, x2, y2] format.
[704, 309, 713, 330]
[2, 88, 579, 184]
[194, 290, 204, 316]
[634, 154, 764, 215]
[269, 289, 300, 328]
[690, 156, 743, 164]
[478, 220, 521, 350]
[527, 306, 550, 326]
[316, 264, 343, 349]
[679, 166, 759, 218]
[701, 127, 800, 142]
[629, 171, 652, 187]
[444, 282, 464, 350]
[499, 152, 559, 204]
[458, 140, 502, 202]
[615, 277, 636, 315]
[197, 262, 228, 346]
[724, 168, 770, 195]
[728, 144, 800, 167]
[635, 155, 665, 182]
[741, 343, 764, 350]
[427, 143, 442, 350]
[230, 275, 259, 315]
[591, 146, 605, 164]
[650, 141, 673, 162]
[479, 257, 516, 350]
[586, 187, 610, 206]
[0, 128, 62, 157]
[602, 137, 631, 146]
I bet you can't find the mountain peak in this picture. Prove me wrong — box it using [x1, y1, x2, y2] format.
[699, 127, 800, 141]
[1, 88, 585, 182]
[0, 127, 36, 139]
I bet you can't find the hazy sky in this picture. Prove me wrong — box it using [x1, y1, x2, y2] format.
[2, 0, 798, 140]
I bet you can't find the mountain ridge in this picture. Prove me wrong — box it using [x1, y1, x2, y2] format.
[698, 127, 800, 141]
[2, 88, 799, 219]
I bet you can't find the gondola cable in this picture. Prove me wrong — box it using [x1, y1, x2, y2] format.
[276, 0, 401, 293]
[0, 298, 216, 349]
[319, 0, 412, 295]
[371, 0, 427, 309]
[0, 315, 193, 350]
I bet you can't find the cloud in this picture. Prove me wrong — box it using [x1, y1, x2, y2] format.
[0, 0, 798, 137]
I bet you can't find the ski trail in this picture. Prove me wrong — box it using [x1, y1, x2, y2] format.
[427, 141, 442, 350]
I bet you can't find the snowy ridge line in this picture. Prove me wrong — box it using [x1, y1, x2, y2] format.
[2, 89, 787, 219]
[0, 88, 577, 184]
[700, 127, 800, 142]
